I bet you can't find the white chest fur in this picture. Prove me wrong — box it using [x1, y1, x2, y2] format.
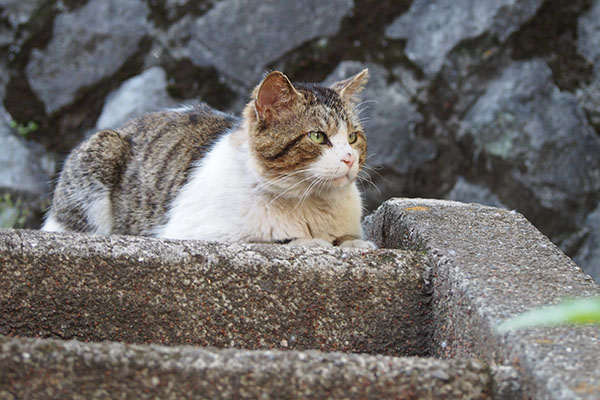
[156, 132, 364, 243]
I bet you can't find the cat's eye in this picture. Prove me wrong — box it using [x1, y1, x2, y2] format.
[308, 131, 328, 144]
[348, 131, 358, 144]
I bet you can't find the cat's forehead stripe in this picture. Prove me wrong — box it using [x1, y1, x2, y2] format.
[296, 84, 349, 119]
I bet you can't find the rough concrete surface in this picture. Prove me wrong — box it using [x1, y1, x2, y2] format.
[0, 228, 430, 356]
[364, 198, 600, 400]
[2, 198, 599, 399]
[0, 335, 493, 400]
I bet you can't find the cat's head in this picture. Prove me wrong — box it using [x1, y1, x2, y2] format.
[244, 69, 369, 197]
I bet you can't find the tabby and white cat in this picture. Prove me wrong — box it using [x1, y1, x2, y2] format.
[42, 69, 374, 248]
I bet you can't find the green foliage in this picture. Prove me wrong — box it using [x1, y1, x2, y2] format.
[497, 296, 600, 333]
[9, 120, 38, 137]
[0, 193, 30, 228]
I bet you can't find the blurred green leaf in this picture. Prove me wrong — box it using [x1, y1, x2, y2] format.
[497, 296, 600, 333]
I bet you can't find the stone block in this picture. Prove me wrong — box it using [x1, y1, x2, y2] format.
[364, 198, 600, 400]
[0, 228, 430, 356]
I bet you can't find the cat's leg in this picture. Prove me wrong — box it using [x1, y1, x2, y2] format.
[334, 235, 377, 249]
[43, 130, 130, 234]
[40, 212, 67, 232]
[338, 239, 377, 249]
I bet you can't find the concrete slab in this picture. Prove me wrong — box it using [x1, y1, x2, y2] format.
[364, 198, 600, 400]
[0, 335, 493, 399]
[2, 198, 598, 399]
[0, 228, 430, 356]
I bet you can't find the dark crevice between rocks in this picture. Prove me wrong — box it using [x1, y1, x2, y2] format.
[2, 3, 56, 148]
[2, 5, 57, 145]
[164, 58, 236, 111]
[508, 0, 595, 92]
[0, 13, 11, 43]
[457, 134, 583, 242]
[584, 109, 600, 138]
[3, 3, 57, 69]
[3, 72, 47, 133]
[147, 0, 215, 28]
[0, 189, 49, 230]
[428, 33, 510, 123]
[269, 0, 416, 83]
[61, 0, 90, 12]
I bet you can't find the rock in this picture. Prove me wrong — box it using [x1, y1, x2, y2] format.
[95, 67, 182, 130]
[445, 176, 507, 209]
[186, 0, 353, 88]
[0, 106, 54, 228]
[577, 73, 600, 131]
[577, 0, 600, 67]
[0, 0, 46, 47]
[0, 107, 53, 197]
[573, 204, 600, 282]
[577, 1, 600, 130]
[25, 0, 151, 115]
[459, 59, 600, 238]
[385, 0, 543, 77]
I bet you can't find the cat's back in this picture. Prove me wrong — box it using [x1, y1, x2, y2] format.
[112, 103, 240, 235]
[118, 103, 238, 154]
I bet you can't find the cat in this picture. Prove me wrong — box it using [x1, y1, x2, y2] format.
[42, 69, 375, 248]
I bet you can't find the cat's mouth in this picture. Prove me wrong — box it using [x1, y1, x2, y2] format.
[327, 170, 357, 188]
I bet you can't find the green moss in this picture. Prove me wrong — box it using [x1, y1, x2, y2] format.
[9, 120, 38, 137]
[0, 193, 31, 228]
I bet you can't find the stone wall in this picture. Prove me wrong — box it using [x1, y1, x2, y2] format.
[0, 0, 599, 280]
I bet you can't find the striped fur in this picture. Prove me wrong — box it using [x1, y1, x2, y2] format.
[42, 70, 374, 247]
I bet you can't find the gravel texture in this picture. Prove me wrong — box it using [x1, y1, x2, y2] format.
[0, 228, 430, 356]
[0, 335, 493, 399]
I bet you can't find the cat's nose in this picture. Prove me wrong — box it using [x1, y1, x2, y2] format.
[341, 153, 356, 169]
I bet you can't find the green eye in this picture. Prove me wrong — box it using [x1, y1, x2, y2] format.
[348, 131, 358, 144]
[308, 131, 327, 144]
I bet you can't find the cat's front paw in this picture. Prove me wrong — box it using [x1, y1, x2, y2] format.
[339, 239, 377, 249]
[288, 238, 333, 247]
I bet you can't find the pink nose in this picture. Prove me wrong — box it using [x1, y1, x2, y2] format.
[341, 153, 356, 169]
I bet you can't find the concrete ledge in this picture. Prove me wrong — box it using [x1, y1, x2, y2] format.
[364, 198, 600, 400]
[0, 228, 430, 356]
[2, 198, 599, 398]
[0, 335, 492, 399]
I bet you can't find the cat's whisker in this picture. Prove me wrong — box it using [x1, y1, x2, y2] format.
[359, 163, 389, 187]
[353, 100, 378, 115]
[293, 178, 320, 211]
[267, 175, 315, 206]
[357, 170, 381, 196]
[260, 168, 312, 190]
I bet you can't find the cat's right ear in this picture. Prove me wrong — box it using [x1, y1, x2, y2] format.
[254, 71, 300, 123]
[330, 68, 369, 103]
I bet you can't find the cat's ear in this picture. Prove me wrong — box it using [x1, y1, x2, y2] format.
[254, 71, 301, 123]
[330, 69, 369, 103]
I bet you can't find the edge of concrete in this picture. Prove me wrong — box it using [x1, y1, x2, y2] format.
[0, 335, 493, 399]
[364, 198, 600, 400]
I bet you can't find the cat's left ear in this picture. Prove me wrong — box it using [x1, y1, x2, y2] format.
[254, 71, 301, 123]
[330, 68, 369, 103]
